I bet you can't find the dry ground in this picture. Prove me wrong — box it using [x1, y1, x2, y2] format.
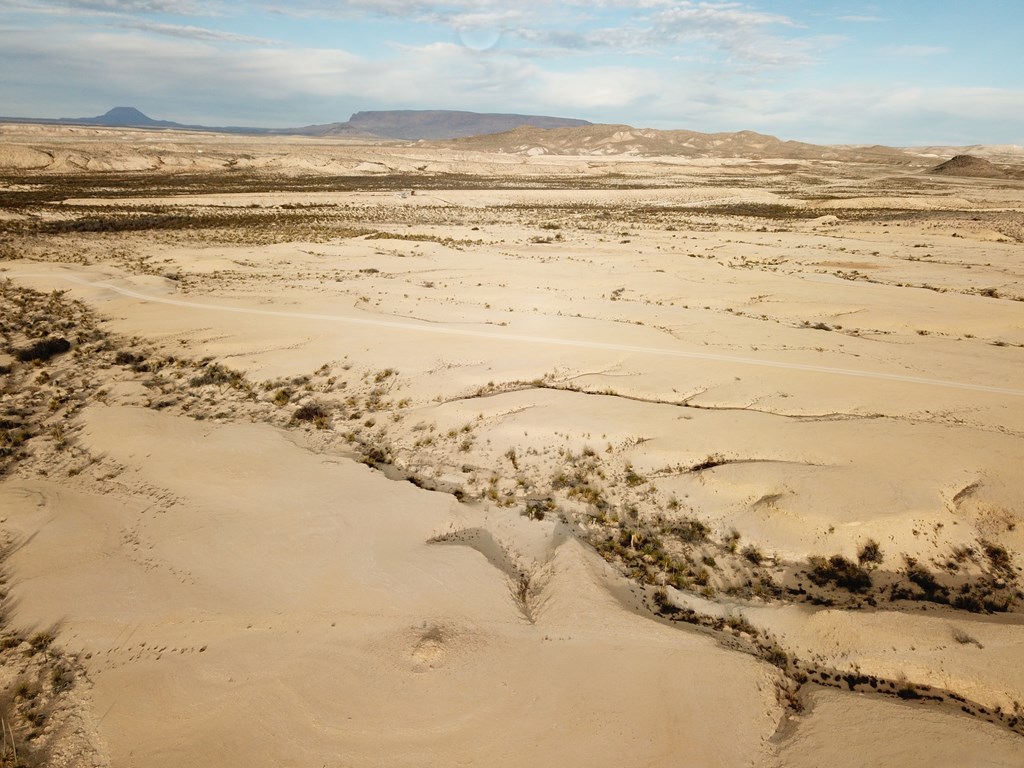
[1, 125, 1024, 766]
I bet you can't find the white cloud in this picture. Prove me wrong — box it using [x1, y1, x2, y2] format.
[266, 1, 814, 68]
[125, 21, 277, 43]
[24, 0, 208, 13]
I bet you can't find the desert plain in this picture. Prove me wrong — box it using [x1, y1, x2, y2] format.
[1, 122, 1023, 766]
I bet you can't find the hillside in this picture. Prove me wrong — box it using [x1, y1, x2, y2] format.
[435, 123, 922, 164]
[338, 110, 591, 140]
[930, 154, 1009, 178]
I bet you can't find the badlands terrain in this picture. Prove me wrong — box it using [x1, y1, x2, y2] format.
[1, 122, 1024, 766]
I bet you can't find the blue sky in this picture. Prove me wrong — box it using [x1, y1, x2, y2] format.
[1, 1, 1022, 145]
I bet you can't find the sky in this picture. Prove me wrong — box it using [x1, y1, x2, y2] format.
[1, 1, 1022, 145]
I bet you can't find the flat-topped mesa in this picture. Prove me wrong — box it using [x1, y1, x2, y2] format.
[344, 109, 593, 140]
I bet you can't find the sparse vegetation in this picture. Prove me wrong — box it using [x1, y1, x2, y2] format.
[292, 401, 330, 423]
[4, 160, 1024, 750]
[858, 539, 883, 566]
[807, 555, 873, 593]
[13, 337, 71, 363]
[741, 545, 764, 565]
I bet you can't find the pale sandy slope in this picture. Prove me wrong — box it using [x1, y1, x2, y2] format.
[773, 688, 1024, 767]
[1, 405, 779, 767]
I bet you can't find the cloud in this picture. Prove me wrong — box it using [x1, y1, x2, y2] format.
[837, 15, 884, 22]
[0, 25, 360, 116]
[0, 24, 543, 121]
[641, 4, 834, 69]
[708, 84, 1024, 145]
[23, 0, 208, 13]
[267, 1, 814, 67]
[652, 2, 797, 31]
[125, 21, 277, 44]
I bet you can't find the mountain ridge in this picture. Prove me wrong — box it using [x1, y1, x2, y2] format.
[1, 106, 591, 141]
[2, 107, 1023, 168]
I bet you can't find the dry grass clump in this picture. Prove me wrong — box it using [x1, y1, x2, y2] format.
[857, 539, 884, 566]
[291, 401, 331, 429]
[188, 361, 246, 389]
[806, 555, 873, 593]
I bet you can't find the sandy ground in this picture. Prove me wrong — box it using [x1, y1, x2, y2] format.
[1, 126, 1023, 765]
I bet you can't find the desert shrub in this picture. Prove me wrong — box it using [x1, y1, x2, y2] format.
[292, 402, 329, 422]
[896, 683, 922, 700]
[669, 518, 709, 543]
[14, 336, 70, 362]
[359, 446, 388, 467]
[189, 363, 242, 388]
[742, 545, 763, 565]
[763, 646, 789, 669]
[624, 464, 645, 486]
[114, 350, 147, 367]
[51, 666, 73, 692]
[29, 631, 54, 651]
[726, 615, 756, 634]
[903, 557, 949, 601]
[13, 681, 34, 700]
[952, 627, 981, 646]
[952, 593, 983, 613]
[858, 539, 883, 565]
[725, 528, 741, 553]
[522, 498, 552, 521]
[807, 555, 872, 593]
[981, 540, 1013, 572]
[690, 453, 726, 471]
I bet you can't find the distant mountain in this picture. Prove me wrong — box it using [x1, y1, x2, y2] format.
[435, 123, 923, 164]
[67, 106, 185, 128]
[279, 110, 591, 140]
[333, 110, 591, 140]
[0, 106, 201, 131]
[3, 108, 1023, 171]
[0, 106, 591, 141]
